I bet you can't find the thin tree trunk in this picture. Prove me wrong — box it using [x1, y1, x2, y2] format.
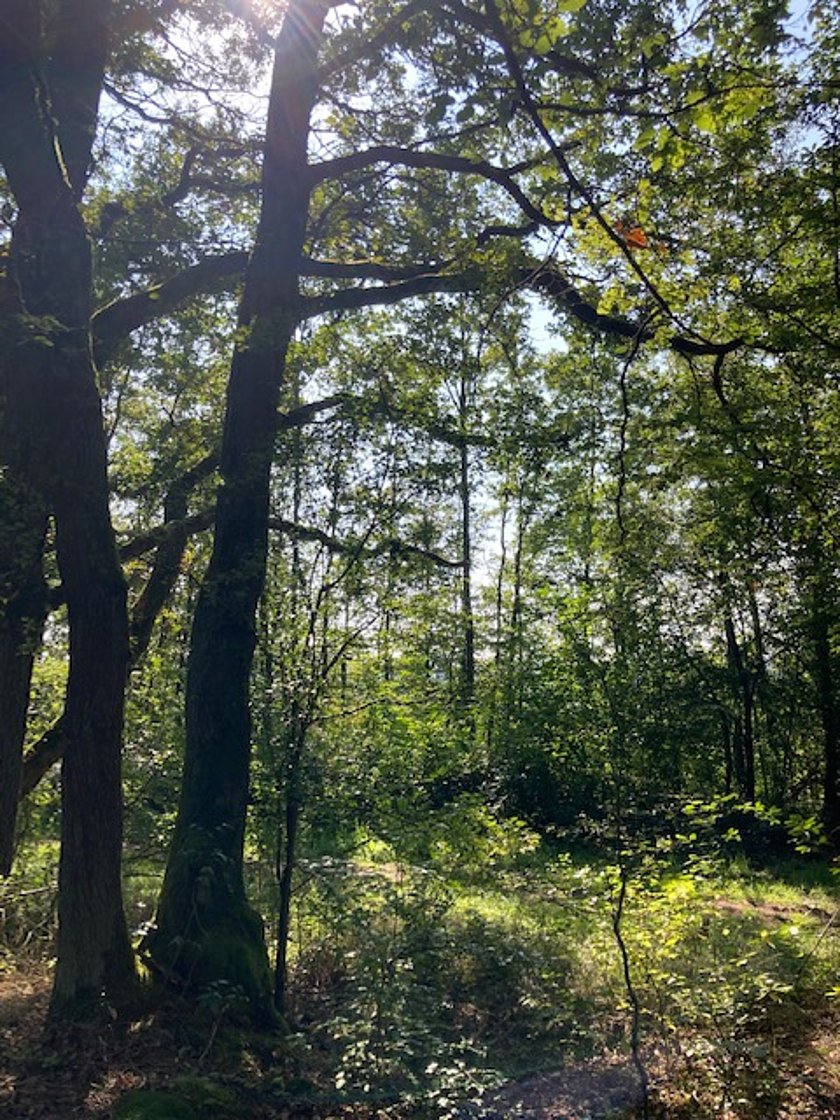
[275, 370, 305, 1017]
[509, 489, 528, 718]
[811, 603, 840, 835]
[458, 431, 475, 706]
[274, 720, 302, 1017]
[724, 613, 755, 802]
[146, 1, 327, 1022]
[722, 714, 733, 795]
[747, 583, 774, 801]
[0, 479, 47, 877]
[486, 493, 509, 752]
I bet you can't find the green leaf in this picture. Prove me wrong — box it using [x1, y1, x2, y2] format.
[634, 125, 656, 151]
[694, 103, 718, 132]
[726, 87, 767, 122]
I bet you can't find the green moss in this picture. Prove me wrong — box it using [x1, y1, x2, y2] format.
[114, 1079, 242, 1120]
[113, 1090, 197, 1120]
[172, 1076, 239, 1113]
[144, 838, 277, 1027]
[145, 914, 277, 1028]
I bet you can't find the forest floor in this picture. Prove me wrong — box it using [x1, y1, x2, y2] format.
[1, 966, 839, 1120]
[2, 851, 840, 1120]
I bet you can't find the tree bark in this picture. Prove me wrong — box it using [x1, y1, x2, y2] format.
[458, 429, 475, 706]
[805, 567, 840, 835]
[145, 0, 328, 1023]
[274, 721, 303, 1018]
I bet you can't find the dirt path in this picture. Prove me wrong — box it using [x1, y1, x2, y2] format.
[484, 1054, 646, 1119]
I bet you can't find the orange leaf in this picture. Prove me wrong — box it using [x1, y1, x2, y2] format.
[615, 220, 649, 249]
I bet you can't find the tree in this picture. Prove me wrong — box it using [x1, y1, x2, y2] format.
[139, 0, 828, 1014]
[0, 0, 136, 1011]
[141, 1, 331, 1021]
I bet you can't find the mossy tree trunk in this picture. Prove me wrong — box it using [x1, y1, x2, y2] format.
[145, 0, 328, 1023]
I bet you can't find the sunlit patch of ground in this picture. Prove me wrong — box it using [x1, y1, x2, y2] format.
[1, 857, 838, 1120]
[485, 1051, 646, 1118]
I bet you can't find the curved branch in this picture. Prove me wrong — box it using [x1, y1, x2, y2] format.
[310, 145, 556, 228]
[269, 517, 463, 570]
[302, 258, 743, 357]
[92, 250, 248, 363]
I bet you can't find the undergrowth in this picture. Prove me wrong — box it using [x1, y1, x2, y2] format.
[2, 803, 839, 1118]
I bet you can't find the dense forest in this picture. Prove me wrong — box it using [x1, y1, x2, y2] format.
[1, 0, 839, 1117]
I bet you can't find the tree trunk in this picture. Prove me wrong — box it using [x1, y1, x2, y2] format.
[458, 431, 475, 706]
[0, 477, 47, 877]
[486, 493, 509, 753]
[509, 489, 528, 719]
[722, 714, 733, 795]
[724, 613, 755, 802]
[0, 0, 136, 1013]
[145, 0, 327, 1023]
[274, 719, 303, 1018]
[17, 453, 218, 805]
[811, 602, 840, 836]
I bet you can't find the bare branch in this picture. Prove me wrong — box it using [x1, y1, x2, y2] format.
[270, 517, 462, 570]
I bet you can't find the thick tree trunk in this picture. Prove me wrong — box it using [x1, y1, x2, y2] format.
[4, 217, 135, 1019]
[145, 1, 327, 1022]
[17, 452, 218, 806]
[0, 0, 136, 1013]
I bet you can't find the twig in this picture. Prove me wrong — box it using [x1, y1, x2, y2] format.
[612, 862, 651, 1120]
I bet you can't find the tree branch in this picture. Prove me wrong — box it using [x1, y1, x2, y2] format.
[91, 250, 741, 365]
[310, 146, 557, 228]
[481, 0, 727, 352]
[269, 517, 463, 570]
[302, 258, 743, 357]
[92, 250, 249, 364]
[319, 0, 434, 80]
